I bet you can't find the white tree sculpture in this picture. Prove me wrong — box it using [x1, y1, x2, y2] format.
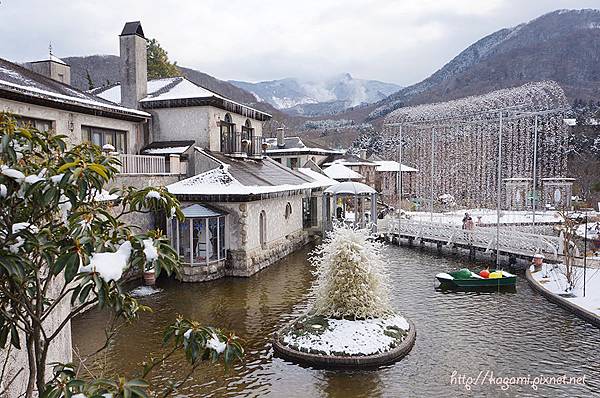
[310, 225, 393, 319]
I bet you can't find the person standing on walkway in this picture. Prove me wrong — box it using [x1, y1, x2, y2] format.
[462, 212, 474, 230]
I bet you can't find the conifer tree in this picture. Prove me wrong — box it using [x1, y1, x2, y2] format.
[147, 38, 181, 79]
[85, 69, 94, 90]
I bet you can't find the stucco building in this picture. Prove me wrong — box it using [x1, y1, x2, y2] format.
[89, 21, 334, 281]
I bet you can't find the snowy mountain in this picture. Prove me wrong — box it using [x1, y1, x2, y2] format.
[229, 73, 401, 116]
[366, 9, 600, 121]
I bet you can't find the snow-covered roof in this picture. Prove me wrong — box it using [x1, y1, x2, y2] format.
[0, 58, 149, 120]
[297, 168, 338, 186]
[324, 181, 377, 195]
[143, 146, 191, 155]
[181, 203, 227, 218]
[322, 163, 363, 180]
[263, 136, 344, 155]
[141, 140, 195, 155]
[92, 76, 271, 120]
[563, 118, 577, 126]
[166, 149, 333, 198]
[373, 160, 418, 172]
[322, 154, 376, 167]
[49, 54, 68, 65]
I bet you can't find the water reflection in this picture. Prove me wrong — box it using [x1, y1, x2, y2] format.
[72, 244, 600, 397]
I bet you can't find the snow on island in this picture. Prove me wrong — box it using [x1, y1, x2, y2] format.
[273, 226, 415, 366]
[281, 315, 410, 356]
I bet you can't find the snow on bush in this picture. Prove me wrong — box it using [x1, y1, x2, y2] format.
[310, 225, 393, 319]
[205, 333, 227, 353]
[1, 165, 25, 182]
[143, 238, 158, 264]
[79, 241, 133, 282]
[145, 190, 162, 201]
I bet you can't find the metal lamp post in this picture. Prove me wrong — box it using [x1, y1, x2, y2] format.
[496, 111, 503, 267]
[430, 127, 435, 223]
[531, 115, 538, 234]
[584, 212, 588, 297]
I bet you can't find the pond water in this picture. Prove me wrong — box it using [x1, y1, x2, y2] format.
[72, 244, 600, 397]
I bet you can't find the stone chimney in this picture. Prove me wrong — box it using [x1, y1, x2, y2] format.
[359, 149, 367, 159]
[119, 21, 147, 109]
[276, 127, 285, 148]
[29, 47, 71, 85]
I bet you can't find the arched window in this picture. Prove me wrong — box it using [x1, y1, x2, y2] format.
[259, 210, 267, 248]
[284, 202, 293, 219]
[242, 119, 255, 155]
[220, 113, 235, 153]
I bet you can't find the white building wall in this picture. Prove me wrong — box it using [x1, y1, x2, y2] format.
[245, 196, 303, 250]
[149, 106, 210, 147]
[0, 98, 145, 153]
[149, 105, 264, 152]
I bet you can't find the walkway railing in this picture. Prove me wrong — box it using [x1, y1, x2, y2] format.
[379, 218, 562, 260]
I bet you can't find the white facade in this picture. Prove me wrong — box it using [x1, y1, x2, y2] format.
[0, 98, 146, 154]
[150, 105, 263, 151]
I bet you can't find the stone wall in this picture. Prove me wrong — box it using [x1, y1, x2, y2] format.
[228, 228, 312, 277]
[218, 196, 304, 251]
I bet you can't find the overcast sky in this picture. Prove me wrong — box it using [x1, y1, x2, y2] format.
[1, 0, 598, 85]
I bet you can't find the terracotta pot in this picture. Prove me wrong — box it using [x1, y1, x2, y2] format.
[143, 271, 156, 286]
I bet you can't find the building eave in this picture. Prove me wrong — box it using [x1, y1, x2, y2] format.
[266, 148, 345, 156]
[174, 188, 313, 203]
[140, 96, 271, 121]
[0, 86, 149, 122]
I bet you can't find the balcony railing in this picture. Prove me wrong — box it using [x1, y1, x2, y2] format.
[117, 154, 186, 175]
[221, 132, 263, 158]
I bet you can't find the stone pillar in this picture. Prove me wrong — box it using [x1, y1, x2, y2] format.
[119, 21, 147, 109]
[169, 154, 181, 174]
[371, 193, 377, 233]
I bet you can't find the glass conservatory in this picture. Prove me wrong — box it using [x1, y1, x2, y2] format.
[168, 204, 228, 266]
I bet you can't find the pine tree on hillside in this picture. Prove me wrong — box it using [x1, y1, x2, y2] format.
[85, 69, 95, 90]
[147, 38, 181, 79]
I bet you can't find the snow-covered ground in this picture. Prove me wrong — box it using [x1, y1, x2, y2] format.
[130, 285, 162, 297]
[281, 315, 409, 356]
[407, 209, 563, 226]
[530, 264, 600, 317]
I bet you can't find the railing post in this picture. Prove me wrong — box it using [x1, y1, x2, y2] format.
[169, 154, 180, 174]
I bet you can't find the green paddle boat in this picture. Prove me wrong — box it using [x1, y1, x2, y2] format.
[436, 268, 517, 288]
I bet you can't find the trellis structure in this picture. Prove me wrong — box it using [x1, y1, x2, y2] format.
[382, 81, 571, 210]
